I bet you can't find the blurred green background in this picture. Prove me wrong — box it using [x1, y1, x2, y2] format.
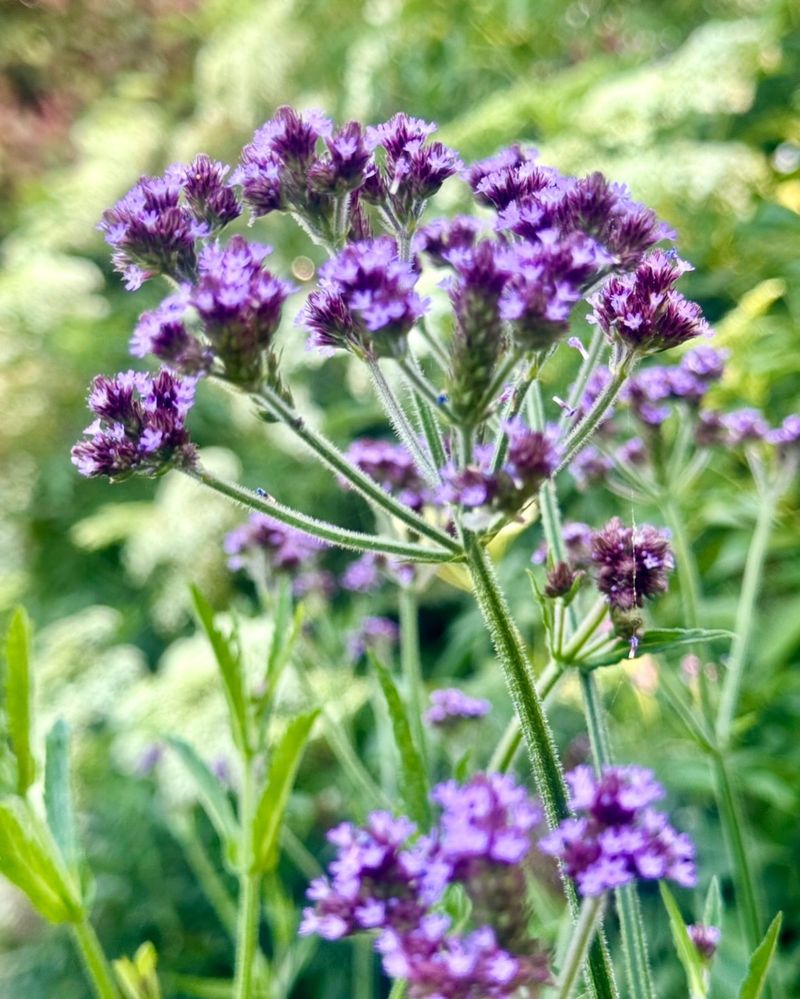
[0, 0, 799, 995]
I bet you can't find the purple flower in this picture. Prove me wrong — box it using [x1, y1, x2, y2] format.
[425, 689, 491, 727]
[589, 251, 710, 356]
[71, 369, 196, 480]
[767, 413, 800, 449]
[532, 521, 593, 568]
[344, 438, 432, 511]
[688, 924, 721, 960]
[299, 811, 442, 940]
[539, 766, 696, 896]
[191, 236, 293, 385]
[695, 410, 727, 448]
[347, 616, 400, 660]
[341, 552, 415, 592]
[364, 113, 461, 226]
[180, 154, 241, 230]
[300, 237, 427, 357]
[308, 120, 371, 195]
[99, 173, 203, 289]
[621, 366, 676, 426]
[131, 289, 212, 376]
[224, 513, 325, 576]
[591, 517, 674, 611]
[571, 446, 612, 490]
[413, 216, 483, 266]
[679, 344, 727, 381]
[464, 144, 541, 207]
[503, 421, 561, 492]
[723, 408, 769, 444]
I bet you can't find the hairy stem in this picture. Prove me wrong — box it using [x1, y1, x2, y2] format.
[554, 895, 606, 999]
[71, 918, 119, 999]
[368, 359, 438, 482]
[556, 356, 633, 473]
[488, 661, 562, 773]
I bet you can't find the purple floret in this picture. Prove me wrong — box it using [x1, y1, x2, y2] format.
[591, 517, 674, 611]
[224, 512, 324, 576]
[425, 688, 491, 727]
[539, 765, 696, 896]
[344, 438, 432, 511]
[688, 924, 721, 960]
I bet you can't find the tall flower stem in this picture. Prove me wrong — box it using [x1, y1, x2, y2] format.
[488, 661, 563, 773]
[556, 356, 633, 473]
[396, 356, 457, 424]
[554, 894, 606, 999]
[558, 328, 606, 431]
[461, 529, 617, 999]
[253, 386, 460, 553]
[367, 359, 438, 482]
[71, 918, 119, 999]
[185, 467, 456, 563]
[399, 586, 428, 762]
[233, 756, 261, 999]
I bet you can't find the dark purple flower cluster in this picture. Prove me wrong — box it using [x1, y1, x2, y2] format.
[425, 689, 491, 727]
[302, 774, 551, 997]
[620, 346, 727, 426]
[687, 924, 721, 960]
[439, 425, 560, 519]
[300, 237, 427, 357]
[71, 370, 196, 480]
[346, 616, 400, 660]
[589, 251, 710, 356]
[364, 113, 462, 229]
[131, 236, 293, 385]
[413, 216, 483, 266]
[590, 517, 674, 611]
[224, 513, 325, 581]
[99, 159, 240, 290]
[539, 766, 696, 896]
[345, 438, 433, 511]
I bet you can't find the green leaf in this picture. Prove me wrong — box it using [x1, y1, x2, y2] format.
[167, 737, 239, 862]
[0, 797, 82, 923]
[582, 628, 733, 669]
[702, 877, 722, 932]
[44, 719, 79, 872]
[737, 911, 782, 999]
[190, 587, 249, 754]
[261, 591, 303, 712]
[659, 882, 707, 998]
[252, 709, 319, 873]
[369, 654, 430, 828]
[4, 607, 36, 794]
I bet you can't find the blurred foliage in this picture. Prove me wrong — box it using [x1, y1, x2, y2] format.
[0, 0, 799, 995]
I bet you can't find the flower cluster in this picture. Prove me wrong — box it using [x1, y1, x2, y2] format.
[425, 689, 491, 727]
[300, 237, 427, 357]
[346, 616, 400, 660]
[302, 774, 551, 998]
[620, 345, 727, 426]
[99, 157, 240, 290]
[590, 517, 674, 611]
[341, 552, 415, 593]
[687, 923, 721, 960]
[539, 766, 696, 896]
[589, 251, 710, 356]
[71, 370, 196, 481]
[344, 438, 433, 511]
[224, 512, 327, 591]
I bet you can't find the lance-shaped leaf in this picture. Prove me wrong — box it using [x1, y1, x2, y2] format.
[44, 719, 79, 873]
[702, 876, 722, 932]
[252, 709, 319, 873]
[370, 653, 430, 828]
[582, 628, 733, 670]
[0, 797, 82, 923]
[738, 911, 782, 999]
[4, 607, 36, 794]
[261, 589, 303, 713]
[660, 882, 707, 998]
[190, 587, 249, 755]
[167, 737, 239, 864]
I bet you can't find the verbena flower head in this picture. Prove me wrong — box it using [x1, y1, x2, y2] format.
[591, 517, 674, 611]
[345, 438, 432, 511]
[688, 924, 721, 960]
[224, 513, 324, 576]
[71, 370, 196, 481]
[377, 918, 551, 999]
[341, 552, 415, 592]
[364, 113, 461, 228]
[179, 153, 241, 231]
[299, 811, 445, 940]
[347, 616, 400, 660]
[190, 236, 293, 385]
[308, 120, 371, 195]
[532, 521, 593, 568]
[413, 215, 483, 267]
[570, 445, 612, 490]
[301, 237, 427, 357]
[539, 765, 696, 896]
[99, 172, 204, 290]
[767, 413, 800, 450]
[589, 251, 710, 357]
[723, 407, 770, 444]
[425, 689, 491, 727]
[131, 288, 212, 376]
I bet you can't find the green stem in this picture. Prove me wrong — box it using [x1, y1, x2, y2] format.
[233, 759, 261, 999]
[253, 386, 460, 553]
[399, 587, 428, 763]
[492, 363, 539, 472]
[367, 359, 438, 482]
[396, 355, 457, 424]
[560, 599, 608, 663]
[716, 482, 780, 748]
[556, 357, 633, 474]
[176, 819, 238, 938]
[186, 467, 456, 563]
[405, 355, 447, 472]
[71, 918, 119, 999]
[488, 661, 562, 773]
[554, 895, 606, 999]
[558, 328, 606, 431]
